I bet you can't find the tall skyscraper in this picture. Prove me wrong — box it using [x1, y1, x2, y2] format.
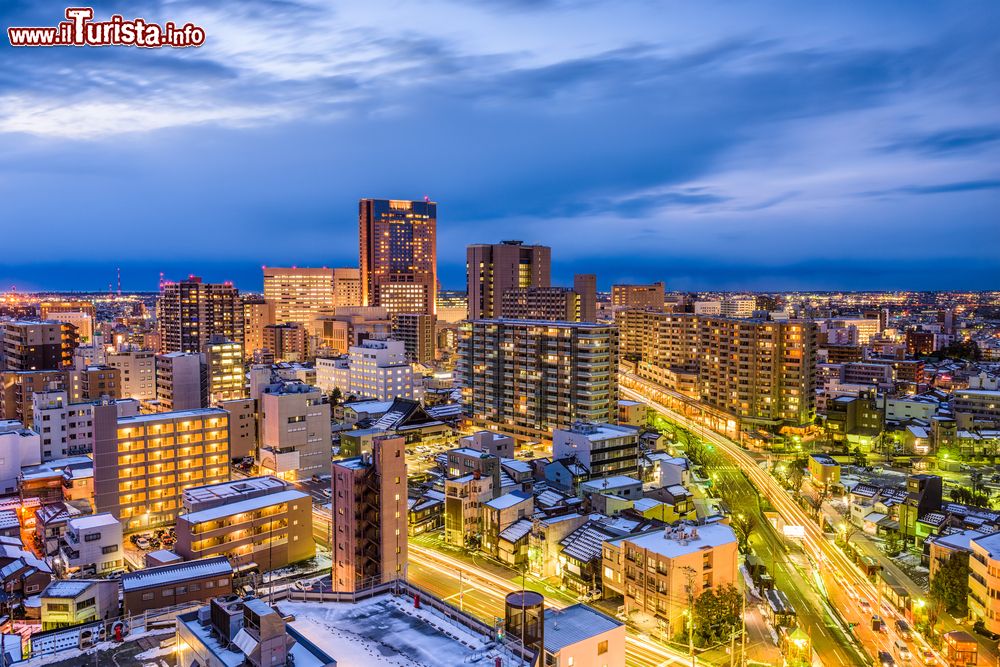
[466, 241, 551, 320]
[458, 319, 619, 439]
[359, 199, 437, 317]
[573, 274, 597, 322]
[157, 277, 242, 354]
[262, 267, 335, 326]
[331, 434, 407, 592]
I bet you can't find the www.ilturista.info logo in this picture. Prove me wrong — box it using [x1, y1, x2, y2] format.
[8, 7, 206, 48]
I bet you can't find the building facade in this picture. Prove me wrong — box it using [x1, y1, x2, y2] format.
[359, 198, 437, 316]
[466, 241, 551, 320]
[157, 277, 243, 354]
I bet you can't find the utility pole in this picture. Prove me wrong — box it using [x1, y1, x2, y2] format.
[740, 587, 747, 667]
[684, 566, 696, 667]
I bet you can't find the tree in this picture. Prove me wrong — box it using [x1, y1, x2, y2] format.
[329, 386, 343, 406]
[882, 531, 902, 557]
[691, 583, 742, 648]
[850, 447, 868, 468]
[730, 513, 758, 554]
[787, 458, 807, 494]
[930, 554, 969, 617]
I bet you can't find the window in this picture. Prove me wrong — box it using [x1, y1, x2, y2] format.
[218, 578, 229, 587]
[162, 589, 174, 597]
[141, 592, 154, 601]
[84, 532, 102, 542]
[598, 640, 608, 655]
[102, 545, 118, 554]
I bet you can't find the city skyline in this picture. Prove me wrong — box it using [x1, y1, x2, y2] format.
[2, 1, 999, 292]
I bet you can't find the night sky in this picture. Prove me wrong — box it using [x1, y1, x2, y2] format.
[2, 1, 998, 292]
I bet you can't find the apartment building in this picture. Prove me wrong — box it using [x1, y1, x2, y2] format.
[467, 241, 551, 320]
[314, 306, 392, 356]
[602, 523, 738, 635]
[32, 390, 139, 460]
[242, 295, 275, 361]
[40, 579, 119, 631]
[391, 313, 436, 365]
[500, 287, 580, 322]
[123, 555, 233, 614]
[175, 476, 313, 570]
[0, 421, 41, 494]
[611, 283, 664, 310]
[1, 370, 66, 427]
[573, 274, 598, 322]
[331, 435, 408, 592]
[156, 352, 204, 412]
[332, 267, 362, 307]
[58, 513, 123, 575]
[219, 397, 257, 461]
[969, 532, 1000, 634]
[93, 406, 231, 530]
[106, 348, 157, 401]
[258, 382, 331, 481]
[157, 276, 243, 354]
[553, 422, 640, 480]
[263, 266, 335, 326]
[458, 319, 619, 439]
[262, 323, 308, 363]
[316, 339, 414, 401]
[0, 320, 78, 371]
[204, 336, 246, 404]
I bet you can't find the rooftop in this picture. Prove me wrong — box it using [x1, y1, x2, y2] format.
[484, 491, 532, 511]
[616, 523, 737, 559]
[118, 407, 227, 425]
[42, 580, 96, 598]
[544, 604, 623, 653]
[68, 513, 118, 531]
[178, 489, 308, 524]
[122, 556, 232, 592]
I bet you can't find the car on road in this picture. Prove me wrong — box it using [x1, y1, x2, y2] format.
[877, 650, 895, 667]
[973, 620, 1000, 641]
[918, 649, 936, 665]
[895, 619, 911, 639]
[894, 639, 911, 663]
[860, 599, 872, 612]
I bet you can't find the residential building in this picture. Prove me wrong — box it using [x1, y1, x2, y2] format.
[458, 319, 619, 439]
[316, 339, 414, 401]
[123, 556, 233, 614]
[720, 297, 756, 319]
[32, 391, 139, 460]
[573, 274, 598, 322]
[543, 605, 626, 667]
[242, 295, 275, 361]
[611, 283, 664, 310]
[0, 421, 41, 494]
[0, 320, 78, 371]
[807, 454, 840, 490]
[258, 382, 331, 481]
[65, 365, 121, 403]
[332, 267, 362, 307]
[444, 472, 495, 547]
[314, 306, 392, 355]
[156, 352, 204, 412]
[553, 422, 640, 480]
[331, 435, 408, 592]
[391, 313, 436, 365]
[219, 397, 257, 461]
[602, 523, 738, 635]
[359, 198, 437, 316]
[58, 513, 123, 576]
[204, 336, 246, 404]
[40, 579, 118, 630]
[467, 240, 550, 320]
[263, 266, 335, 326]
[459, 431, 515, 459]
[93, 406, 231, 530]
[0, 369, 66, 427]
[969, 532, 1000, 634]
[262, 323, 308, 363]
[482, 491, 533, 560]
[175, 476, 313, 570]
[106, 348, 157, 401]
[157, 276, 243, 354]
[500, 287, 580, 322]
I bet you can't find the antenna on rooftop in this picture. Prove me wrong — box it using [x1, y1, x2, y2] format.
[117, 267, 122, 296]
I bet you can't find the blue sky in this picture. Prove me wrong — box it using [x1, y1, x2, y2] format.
[1, 1, 998, 292]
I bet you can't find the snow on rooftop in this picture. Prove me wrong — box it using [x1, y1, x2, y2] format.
[544, 604, 623, 652]
[122, 556, 232, 592]
[282, 597, 508, 667]
[68, 513, 118, 531]
[617, 523, 737, 558]
[484, 491, 532, 510]
[178, 489, 308, 524]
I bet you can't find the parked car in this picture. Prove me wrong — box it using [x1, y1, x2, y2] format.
[134, 537, 150, 549]
[973, 620, 1000, 641]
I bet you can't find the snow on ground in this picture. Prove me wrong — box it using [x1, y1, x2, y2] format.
[281, 596, 506, 666]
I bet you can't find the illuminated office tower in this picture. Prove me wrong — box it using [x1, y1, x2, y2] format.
[332, 268, 362, 307]
[157, 277, 242, 354]
[458, 319, 618, 439]
[204, 336, 246, 404]
[466, 241, 550, 320]
[359, 199, 437, 317]
[262, 267, 335, 326]
[242, 295, 275, 360]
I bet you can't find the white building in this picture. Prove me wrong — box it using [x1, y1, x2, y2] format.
[107, 348, 157, 401]
[32, 391, 139, 460]
[885, 395, 941, 422]
[552, 422, 639, 480]
[692, 301, 722, 316]
[259, 382, 331, 480]
[720, 298, 756, 319]
[316, 339, 414, 401]
[0, 421, 41, 495]
[543, 604, 626, 667]
[59, 513, 123, 576]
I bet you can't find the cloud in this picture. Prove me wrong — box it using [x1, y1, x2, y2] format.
[883, 126, 1000, 155]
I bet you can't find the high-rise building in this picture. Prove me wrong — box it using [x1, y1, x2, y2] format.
[466, 241, 551, 320]
[315, 339, 414, 401]
[720, 297, 756, 319]
[552, 422, 639, 479]
[573, 274, 597, 322]
[38, 300, 96, 321]
[332, 268, 362, 307]
[157, 277, 242, 354]
[32, 389, 139, 460]
[314, 306, 392, 356]
[611, 282, 664, 310]
[0, 370, 65, 427]
[242, 295, 275, 361]
[106, 348, 157, 401]
[616, 311, 818, 428]
[359, 198, 437, 317]
[1, 320, 79, 371]
[258, 382, 331, 481]
[93, 405, 231, 530]
[331, 434, 407, 592]
[458, 319, 619, 439]
[204, 336, 245, 404]
[263, 267, 335, 326]
[218, 397, 257, 461]
[155, 352, 204, 412]
[391, 313, 436, 365]
[65, 365, 121, 402]
[262, 323, 308, 363]
[500, 287, 579, 322]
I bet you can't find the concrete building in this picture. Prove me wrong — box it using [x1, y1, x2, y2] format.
[1, 369, 66, 428]
[0, 320, 78, 371]
[219, 397, 257, 461]
[175, 476, 313, 571]
[0, 421, 41, 494]
[603, 523, 738, 635]
[500, 287, 580, 322]
[458, 319, 619, 439]
[316, 339, 414, 401]
[543, 605, 626, 667]
[242, 295, 275, 361]
[611, 283, 664, 310]
[123, 556, 233, 615]
[258, 382, 331, 481]
[65, 365, 121, 403]
[807, 454, 840, 490]
[953, 388, 1000, 428]
[40, 579, 118, 630]
[573, 274, 598, 323]
[553, 422, 640, 480]
[459, 431, 515, 459]
[106, 348, 157, 401]
[391, 313, 436, 365]
[262, 323, 308, 363]
[32, 391, 139, 460]
[156, 352, 204, 412]
[360, 198, 437, 317]
[263, 266, 335, 327]
[467, 240, 550, 321]
[969, 532, 1000, 634]
[720, 298, 756, 319]
[204, 336, 246, 404]
[58, 513, 123, 576]
[332, 267, 362, 307]
[93, 407, 231, 530]
[314, 306, 392, 356]
[157, 276, 243, 354]
[444, 472, 495, 547]
[331, 435, 408, 592]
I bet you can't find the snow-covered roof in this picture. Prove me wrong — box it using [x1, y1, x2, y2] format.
[484, 491, 532, 511]
[122, 556, 232, 592]
[544, 605, 622, 652]
[612, 523, 736, 559]
[42, 580, 95, 598]
[68, 513, 118, 531]
[178, 489, 308, 524]
[499, 519, 533, 543]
